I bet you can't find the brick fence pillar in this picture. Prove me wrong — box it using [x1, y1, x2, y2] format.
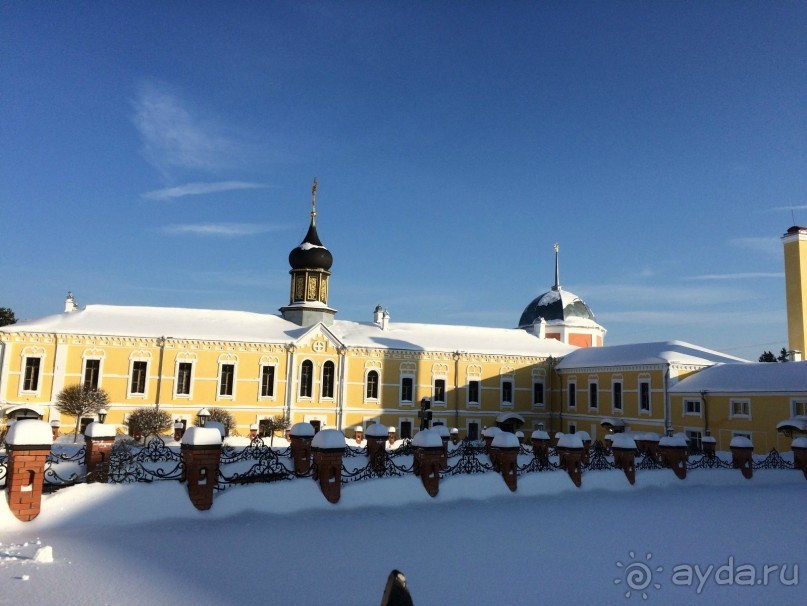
[413, 429, 443, 497]
[180, 427, 223, 511]
[729, 436, 754, 480]
[792, 438, 807, 480]
[556, 433, 584, 488]
[492, 432, 520, 492]
[365, 423, 390, 475]
[290, 422, 315, 475]
[659, 435, 688, 480]
[311, 429, 346, 504]
[84, 422, 117, 483]
[611, 434, 637, 485]
[5, 420, 53, 522]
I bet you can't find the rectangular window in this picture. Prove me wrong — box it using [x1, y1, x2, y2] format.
[793, 401, 807, 417]
[468, 380, 480, 405]
[684, 399, 701, 415]
[588, 383, 598, 409]
[686, 430, 703, 454]
[639, 382, 650, 411]
[532, 382, 544, 407]
[568, 382, 576, 409]
[83, 359, 100, 390]
[730, 399, 750, 418]
[130, 361, 147, 395]
[467, 421, 480, 441]
[501, 381, 513, 404]
[176, 362, 192, 396]
[400, 420, 413, 440]
[22, 358, 41, 392]
[433, 379, 446, 403]
[260, 365, 275, 398]
[568, 422, 577, 434]
[219, 364, 235, 396]
[401, 377, 413, 402]
[613, 382, 623, 411]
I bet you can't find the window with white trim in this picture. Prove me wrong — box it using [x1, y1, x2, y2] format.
[401, 376, 414, 403]
[321, 360, 335, 399]
[567, 380, 577, 410]
[501, 380, 513, 406]
[730, 399, 750, 419]
[613, 381, 623, 411]
[300, 360, 313, 398]
[129, 361, 148, 395]
[639, 380, 650, 412]
[686, 430, 703, 453]
[260, 365, 275, 398]
[684, 399, 702, 416]
[83, 358, 101, 390]
[219, 364, 235, 397]
[588, 382, 598, 410]
[468, 380, 480, 406]
[22, 357, 42, 392]
[793, 400, 807, 417]
[433, 378, 445, 403]
[532, 381, 544, 408]
[366, 370, 379, 400]
[176, 362, 193, 396]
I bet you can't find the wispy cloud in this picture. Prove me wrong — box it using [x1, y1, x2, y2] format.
[143, 181, 268, 200]
[578, 282, 751, 307]
[687, 272, 783, 281]
[132, 82, 236, 175]
[728, 236, 781, 256]
[772, 204, 807, 211]
[161, 223, 284, 236]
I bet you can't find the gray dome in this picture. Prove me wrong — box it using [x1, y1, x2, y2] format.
[518, 287, 596, 328]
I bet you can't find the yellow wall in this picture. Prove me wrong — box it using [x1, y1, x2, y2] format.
[783, 231, 807, 356]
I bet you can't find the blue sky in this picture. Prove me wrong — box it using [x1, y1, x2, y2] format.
[2, 2, 805, 359]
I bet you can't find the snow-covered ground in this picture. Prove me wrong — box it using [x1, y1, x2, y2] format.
[1, 469, 805, 605]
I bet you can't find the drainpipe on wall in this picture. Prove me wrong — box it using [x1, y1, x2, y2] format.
[700, 389, 710, 436]
[155, 336, 166, 410]
[284, 344, 296, 421]
[452, 351, 461, 429]
[664, 363, 671, 436]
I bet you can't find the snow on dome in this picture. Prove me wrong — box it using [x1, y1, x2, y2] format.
[492, 432, 520, 448]
[311, 429, 345, 450]
[792, 437, 807, 449]
[611, 434, 637, 450]
[482, 426, 503, 438]
[432, 425, 450, 438]
[365, 423, 390, 438]
[290, 422, 316, 437]
[557, 434, 584, 449]
[5, 419, 53, 446]
[531, 430, 550, 440]
[730, 436, 753, 449]
[84, 422, 116, 439]
[181, 427, 223, 447]
[412, 429, 443, 448]
[518, 287, 598, 329]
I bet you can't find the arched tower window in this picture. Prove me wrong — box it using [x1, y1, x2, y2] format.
[366, 370, 379, 400]
[300, 360, 313, 398]
[321, 360, 335, 399]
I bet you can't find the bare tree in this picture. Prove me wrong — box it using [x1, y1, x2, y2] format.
[208, 408, 235, 436]
[262, 414, 290, 446]
[125, 407, 172, 443]
[54, 385, 109, 442]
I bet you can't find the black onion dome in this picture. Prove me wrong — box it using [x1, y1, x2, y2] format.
[288, 219, 333, 270]
[518, 288, 596, 328]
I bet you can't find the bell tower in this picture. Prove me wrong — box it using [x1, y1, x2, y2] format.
[280, 180, 337, 326]
[782, 225, 807, 358]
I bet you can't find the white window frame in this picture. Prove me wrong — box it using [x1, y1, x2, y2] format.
[466, 418, 481, 441]
[173, 353, 197, 399]
[612, 378, 624, 413]
[127, 353, 151, 399]
[399, 417, 415, 440]
[400, 375, 415, 405]
[729, 398, 751, 420]
[81, 350, 105, 391]
[588, 379, 599, 411]
[364, 368, 380, 402]
[532, 380, 545, 409]
[683, 399, 702, 417]
[19, 347, 46, 396]
[500, 379, 514, 409]
[259, 363, 277, 400]
[320, 359, 336, 401]
[792, 399, 807, 418]
[638, 377, 651, 415]
[299, 359, 315, 400]
[467, 379, 481, 409]
[216, 354, 238, 401]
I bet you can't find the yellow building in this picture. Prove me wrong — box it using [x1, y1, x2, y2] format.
[782, 225, 807, 359]
[0, 188, 579, 439]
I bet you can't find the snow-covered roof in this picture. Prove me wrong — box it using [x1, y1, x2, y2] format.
[5, 419, 53, 446]
[556, 340, 748, 370]
[2, 304, 577, 358]
[181, 426, 223, 447]
[669, 361, 807, 393]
